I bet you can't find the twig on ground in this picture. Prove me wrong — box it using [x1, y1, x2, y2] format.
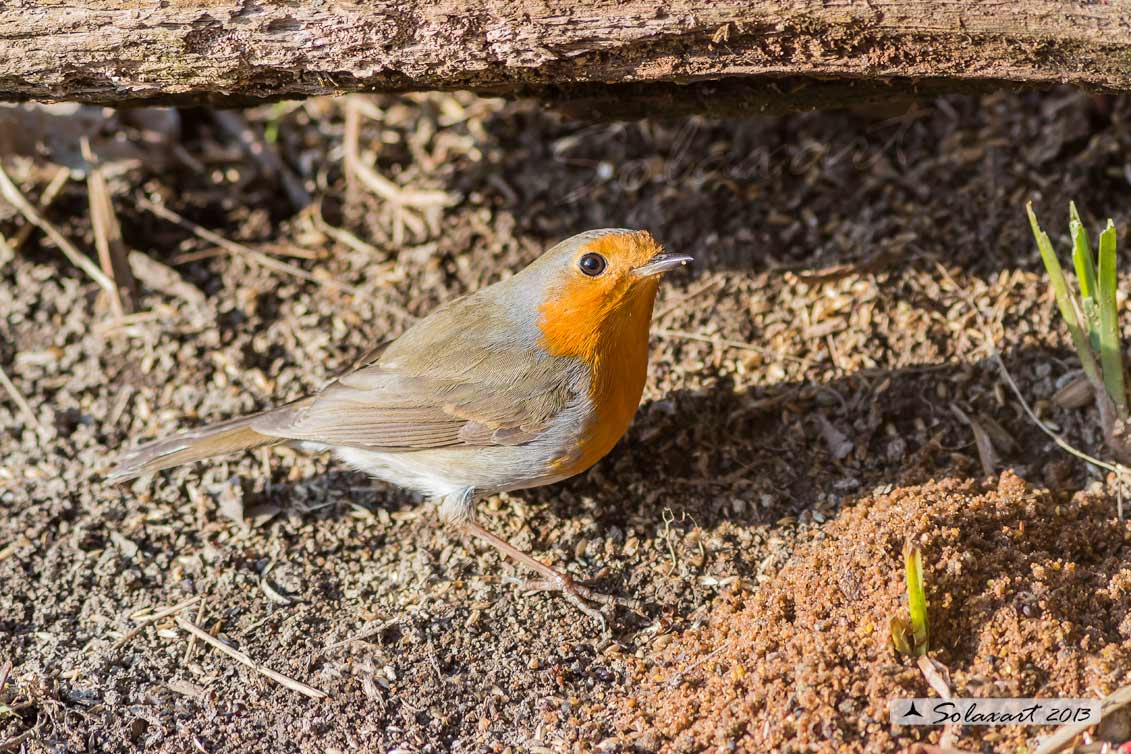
[182, 599, 207, 664]
[343, 96, 363, 209]
[0, 660, 35, 748]
[917, 655, 960, 749]
[126, 250, 207, 309]
[653, 327, 813, 366]
[652, 277, 723, 322]
[320, 617, 403, 655]
[171, 243, 322, 265]
[135, 196, 360, 296]
[933, 262, 1130, 481]
[91, 309, 172, 337]
[311, 199, 383, 259]
[343, 100, 456, 211]
[9, 165, 69, 250]
[1031, 681, 1131, 754]
[111, 595, 203, 650]
[993, 353, 1125, 476]
[128, 596, 206, 623]
[907, 744, 978, 754]
[950, 404, 997, 476]
[0, 726, 37, 752]
[83, 137, 136, 316]
[0, 363, 47, 443]
[342, 95, 456, 247]
[0, 232, 13, 265]
[106, 384, 135, 429]
[0, 162, 118, 297]
[174, 615, 328, 700]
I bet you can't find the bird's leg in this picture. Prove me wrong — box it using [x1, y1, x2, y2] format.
[459, 519, 642, 626]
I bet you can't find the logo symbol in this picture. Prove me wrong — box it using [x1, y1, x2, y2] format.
[904, 701, 922, 719]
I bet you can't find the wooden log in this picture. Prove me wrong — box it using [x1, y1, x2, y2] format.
[1, 1, 1129, 109]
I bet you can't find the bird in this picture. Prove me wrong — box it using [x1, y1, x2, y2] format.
[108, 229, 692, 624]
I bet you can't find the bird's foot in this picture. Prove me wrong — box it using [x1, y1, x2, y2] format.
[505, 572, 643, 629]
[460, 519, 641, 629]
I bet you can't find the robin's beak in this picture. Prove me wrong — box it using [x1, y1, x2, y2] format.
[632, 252, 694, 277]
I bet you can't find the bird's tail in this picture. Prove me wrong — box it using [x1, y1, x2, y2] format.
[106, 408, 294, 483]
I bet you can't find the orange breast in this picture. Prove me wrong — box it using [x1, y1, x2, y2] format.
[538, 277, 658, 477]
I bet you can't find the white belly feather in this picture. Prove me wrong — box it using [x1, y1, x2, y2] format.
[307, 398, 593, 519]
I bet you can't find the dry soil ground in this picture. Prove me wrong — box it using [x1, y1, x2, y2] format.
[2, 90, 1131, 753]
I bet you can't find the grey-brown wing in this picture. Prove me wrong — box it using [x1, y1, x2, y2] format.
[249, 362, 581, 452]
[257, 282, 587, 451]
[332, 339, 393, 380]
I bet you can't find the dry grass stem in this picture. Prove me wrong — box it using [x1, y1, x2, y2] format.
[136, 196, 360, 296]
[83, 138, 136, 316]
[174, 615, 328, 700]
[0, 727, 37, 753]
[916, 655, 958, 747]
[1032, 681, 1131, 754]
[907, 744, 979, 754]
[9, 164, 69, 250]
[171, 244, 322, 265]
[0, 363, 46, 443]
[0, 162, 118, 296]
[343, 96, 363, 208]
[321, 617, 403, 655]
[950, 404, 997, 476]
[653, 327, 813, 366]
[993, 353, 1126, 477]
[312, 200, 383, 259]
[933, 262, 1129, 482]
[342, 95, 456, 247]
[182, 599, 207, 664]
[111, 595, 203, 650]
[652, 277, 724, 322]
[352, 161, 458, 209]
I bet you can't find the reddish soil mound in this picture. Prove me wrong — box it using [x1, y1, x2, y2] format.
[620, 473, 1131, 753]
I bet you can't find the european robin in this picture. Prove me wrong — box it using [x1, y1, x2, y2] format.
[109, 229, 691, 624]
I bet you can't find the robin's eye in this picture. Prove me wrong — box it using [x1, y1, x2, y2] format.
[578, 253, 607, 277]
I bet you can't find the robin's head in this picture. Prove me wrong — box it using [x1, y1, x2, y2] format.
[525, 229, 691, 360]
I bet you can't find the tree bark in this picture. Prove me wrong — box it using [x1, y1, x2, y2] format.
[2, 1, 1130, 110]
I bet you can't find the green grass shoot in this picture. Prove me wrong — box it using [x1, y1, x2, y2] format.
[1028, 201, 1125, 418]
[1070, 202, 1099, 343]
[1097, 220, 1125, 417]
[904, 541, 928, 655]
[891, 539, 929, 657]
[264, 101, 286, 144]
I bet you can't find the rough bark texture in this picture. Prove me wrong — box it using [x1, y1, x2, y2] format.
[2, 1, 1131, 108]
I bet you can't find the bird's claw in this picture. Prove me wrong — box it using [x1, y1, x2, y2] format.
[504, 572, 643, 630]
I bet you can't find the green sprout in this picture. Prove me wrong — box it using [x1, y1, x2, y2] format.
[1028, 202, 1128, 459]
[263, 101, 287, 144]
[891, 539, 929, 657]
